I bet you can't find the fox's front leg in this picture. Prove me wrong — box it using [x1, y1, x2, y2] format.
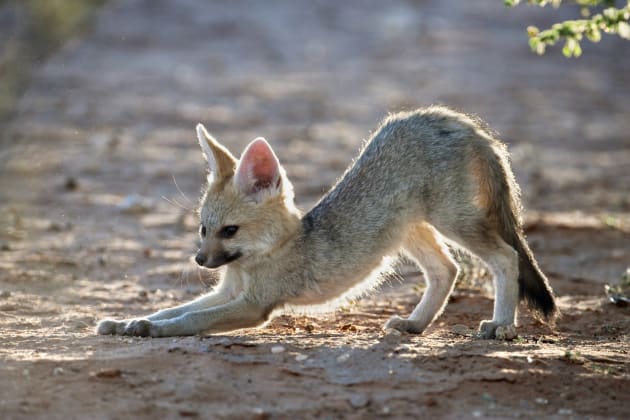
[96, 289, 234, 335]
[121, 295, 273, 337]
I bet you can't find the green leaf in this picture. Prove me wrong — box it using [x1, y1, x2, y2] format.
[562, 37, 581, 57]
[527, 26, 540, 37]
[586, 23, 602, 42]
[603, 7, 617, 20]
[562, 42, 572, 57]
[618, 21, 630, 39]
[507, 0, 630, 56]
[529, 37, 546, 54]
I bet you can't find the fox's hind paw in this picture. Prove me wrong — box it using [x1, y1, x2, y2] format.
[383, 315, 425, 334]
[478, 320, 517, 340]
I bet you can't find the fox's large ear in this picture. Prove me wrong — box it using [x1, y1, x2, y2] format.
[196, 123, 237, 179]
[234, 138, 282, 201]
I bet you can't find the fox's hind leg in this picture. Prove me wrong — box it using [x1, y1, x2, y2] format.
[473, 237, 519, 339]
[384, 223, 458, 334]
[447, 229, 519, 339]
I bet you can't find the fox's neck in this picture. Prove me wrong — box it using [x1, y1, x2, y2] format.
[234, 210, 304, 272]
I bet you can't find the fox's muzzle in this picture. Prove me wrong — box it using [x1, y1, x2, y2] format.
[195, 251, 242, 268]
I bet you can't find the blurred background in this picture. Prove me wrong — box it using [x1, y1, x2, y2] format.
[1, 0, 628, 280]
[2, 0, 629, 207]
[0, 1, 629, 417]
[0, 0, 105, 120]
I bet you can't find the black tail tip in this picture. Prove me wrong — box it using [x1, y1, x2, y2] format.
[520, 284, 559, 323]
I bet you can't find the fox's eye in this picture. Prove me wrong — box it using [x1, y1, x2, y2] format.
[200, 225, 206, 237]
[219, 225, 239, 239]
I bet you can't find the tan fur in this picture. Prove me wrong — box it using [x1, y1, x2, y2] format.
[97, 106, 556, 339]
[469, 153, 492, 211]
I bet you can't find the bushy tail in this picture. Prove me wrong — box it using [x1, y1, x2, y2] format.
[484, 142, 558, 322]
[511, 231, 557, 321]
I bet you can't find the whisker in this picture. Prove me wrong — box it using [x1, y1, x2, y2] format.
[170, 265, 189, 291]
[197, 266, 209, 289]
[172, 174, 194, 205]
[161, 196, 191, 211]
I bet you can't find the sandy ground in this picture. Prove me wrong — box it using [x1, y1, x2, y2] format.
[1, 0, 629, 418]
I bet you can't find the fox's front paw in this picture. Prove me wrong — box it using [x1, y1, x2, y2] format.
[96, 319, 127, 335]
[383, 315, 425, 334]
[123, 319, 154, 337]
[478, 320, 517, 340]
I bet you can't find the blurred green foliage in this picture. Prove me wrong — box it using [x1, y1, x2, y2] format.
[26, 0, 105, 46]
[506, 0, 630, 57]
[0, 0, 105, 121]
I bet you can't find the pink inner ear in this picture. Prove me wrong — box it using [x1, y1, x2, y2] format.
[237, 138, 280, 193]
[252, 162, 275, 191]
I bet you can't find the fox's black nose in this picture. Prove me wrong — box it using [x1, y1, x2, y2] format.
[195, 253, 207, 266]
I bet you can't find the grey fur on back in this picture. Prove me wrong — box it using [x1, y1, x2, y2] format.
[302, 106, 556, 319]
[304, 106, 486, 269]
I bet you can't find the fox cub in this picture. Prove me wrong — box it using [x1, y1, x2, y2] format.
[97, 106, 557, 339]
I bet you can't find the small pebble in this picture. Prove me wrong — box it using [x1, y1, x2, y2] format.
[270, 345, 285, 354]
[535, 397, 548, 405]
[0, 290, 11, 299]
[481, 392, 495, 403]
[64, 176, 79, 191]
[52, 367, 64, 376]
[48, 222, 63, 232]
[336, 353, 350, 363]
[295, 354, 309, 361]
[92, 368, 122, 378]
[252, 407, 269, 420]
[349, 394, 370, 408]
[558, 408, 573, 415]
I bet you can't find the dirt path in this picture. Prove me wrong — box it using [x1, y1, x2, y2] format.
[1, 0, 629, 418]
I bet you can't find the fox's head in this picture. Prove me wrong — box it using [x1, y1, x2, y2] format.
[194, 124, 301, 269]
